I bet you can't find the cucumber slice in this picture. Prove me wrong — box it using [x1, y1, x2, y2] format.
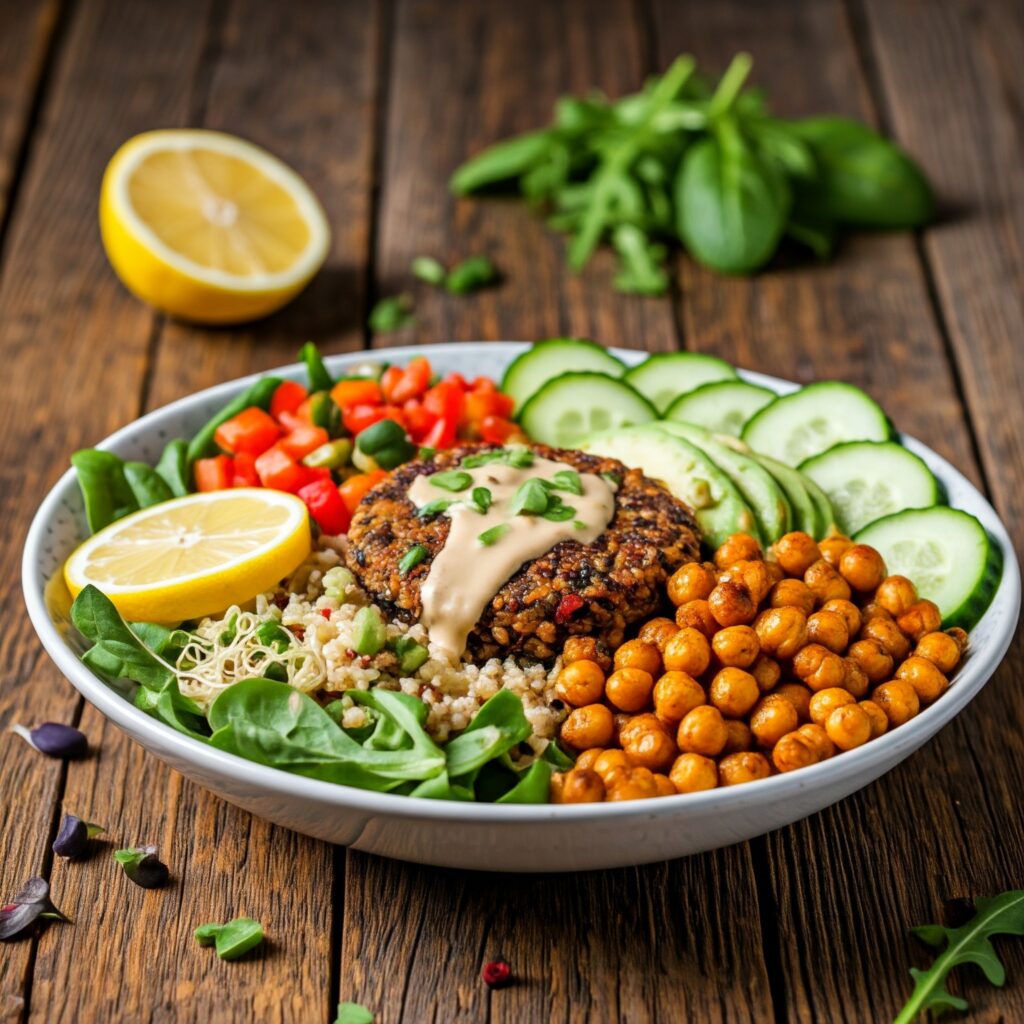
[657, 422, 790, 544]
[741, 381, 894, 466]
[752, 453, 819, 538]
[624, 353, 738, 414]
[665, 380, 776, 436]
[800, 441, 941, 535]
[798, 472, 837, 539]
[519, 372, 656, 447]
[503, 338, 625, 413]
[579, 425, 757, 550]
[855, 508, 1002, 630]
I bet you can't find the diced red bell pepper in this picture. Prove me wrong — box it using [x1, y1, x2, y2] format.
[276, 410, 304, 433]
[339, 470, 388, 512]
[421, 414, 457, 449]
[232, 451, 261, 487]
[214, 406, 281, 456]
[195, 455, 234, 492]
[270, 380, 308, 422]
[298, 479, 351, 536]
[470, 376, 497, 393]
[389, 356, 432, 404]
[331, 377, 383, 410]
[447, 372, 470, 391]
[402, 399, 439, 442]
[479, 415, 519, 444]
[342, 403, 405, 436]
[280, 423, 329, 461]
[380, 365, 404, 402]
[422, 380, 465, 424]
[254, 445, 307, 493]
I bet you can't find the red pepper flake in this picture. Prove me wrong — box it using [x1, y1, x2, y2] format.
[482, 959, 512, 989]
[345, 649, 357, 660]
[554, 593, 584, 624]
[320, 608, 332, 619]
[291, 627, 305, 640]
[272, 594, 288, 609]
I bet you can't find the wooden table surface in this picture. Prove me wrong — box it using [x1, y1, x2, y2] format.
[1, 0, 1022, 1020]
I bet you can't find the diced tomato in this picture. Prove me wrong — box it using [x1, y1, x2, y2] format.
[298, 479, 351, 535]
[446, 372, 470, 391]
[463, 385, 515, 424]
[300, 466, 333, 486]
[402, 399, 439, 442]
[342, 403, 405, 436]
[254, 445, 307, 493]
[214, 407, 281, 456]
[195, 455, 233, 492]
[270, 380, 308, 422]
[380, 366, 404, 402]
[422, 380, 465, 424]
[339, 470, 388, 512]
[470, 376, 497, 393]
[232, 451, 261, 487]
[277, 410, 305, 433]
[280, 423, 329, 461]
[331, 378, 383, 410]
[479, 415, 518, 444]
[421, 415, 457, 449]
[389, 356, 432, 404]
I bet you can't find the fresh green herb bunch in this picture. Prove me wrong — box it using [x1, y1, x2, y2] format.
[450, 53, 933, 287]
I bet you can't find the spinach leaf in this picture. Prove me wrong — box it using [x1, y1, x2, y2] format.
[70, 450, 139, 533]
[123, 461, 174, 509]
[186, 375, 282, 466]
[445, 689, 532, 779]
[407, 771, 474, 801]
[154, 439, 190, 497]
[299, 342, 334, 392]
[676, 117, 790, 273]
[541, 738, 575, 771]
[790, 117, 933, 228]
[450, 130, 554, 195]
[745, 118, 817, 180]
[134, 683, 211, 742]
[496, 759, 552, 803]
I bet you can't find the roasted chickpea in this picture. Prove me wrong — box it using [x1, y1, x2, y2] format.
[614, 638, 662, 677]
[897, 600, 942, 641]
[797, 722, 835, 760]
[859, 700, 889, 738]
[773, 683, 813, 722]
[618, 713, 662, 746]
[838, 544, 887, 592]
[847, 638, 894, 684]
[562, 635, 612, 673]
[808, 687, 855, 725]
[663, 627, 712, 676]
[750, 694, 799, 748]
[875, 575, 918, 618]
[675, 599, 718, 638]
[860, 601, 893, 623]
[772, 532, 823, 577]
[764, 561, 786, 588]
[639, 617, 679, 652]
[592, 749, 631, 785]
[819, 534, 853, 567]
[667, 562, 717, 606]
[772, 732, 819, 773]
[676, 705, 728, 756]
[574, 748, 604, 771]
[708, 581, 757, 627]
[804, 559, 852, 604]
[895, 656, 948, 703]
[611, 712, 631, 746]
[872, 680, 920, 727]
[653, 671, 705, 724]
[806, 610, 850, 653]
[551, 768, 606, 803]
[822, 598, 862, 638]
[754, 606, 808, 658]
[652, 774, 675, 796]
[914, 631, 962, 674]
[712, 625, 760, 668]
[750, 654, 781, 692]
[768, 578, 816, 615]
[723, 719, 753, 753]
[556, 659, 606, 706]
[714, 532, 762, 569]
[561, 704, 615, 749]
[860, 616, 911, 661]
[842, 657, 870, 699]
[669, 752, 719, 793]
[606, 766, 659, 801]
[605, 668, 655, 712]
[825, 704, 872, 751]
[946, 626, 969, 654]
[718, 751, 771, 787]
[709, 667, 760, 718]
[622, 720, 677, 772]
[721, 560, 773, 604]
[792, 644, 846, 692]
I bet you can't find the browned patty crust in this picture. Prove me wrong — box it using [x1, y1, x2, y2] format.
[345, 443, 701, 662]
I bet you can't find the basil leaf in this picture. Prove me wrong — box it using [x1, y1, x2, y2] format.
[477, 523, 510, 546]
[428, 470, 472, 492]
[509, 477, 550, 515]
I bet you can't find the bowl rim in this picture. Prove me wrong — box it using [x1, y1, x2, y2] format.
[22, 342, 1022, 824]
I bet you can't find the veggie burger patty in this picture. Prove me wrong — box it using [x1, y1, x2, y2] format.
[345, 443, 701, 661]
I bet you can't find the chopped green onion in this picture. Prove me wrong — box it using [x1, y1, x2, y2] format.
[399, 545, 428, 575]
[417, 498, 453, 518]
[478, 523, 511, 546]
[469, 487, 492, 513]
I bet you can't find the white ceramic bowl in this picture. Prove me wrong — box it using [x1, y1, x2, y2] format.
[22, 343, 1021, 872]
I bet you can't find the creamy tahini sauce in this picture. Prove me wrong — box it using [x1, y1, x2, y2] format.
[407, 454, 616, 659]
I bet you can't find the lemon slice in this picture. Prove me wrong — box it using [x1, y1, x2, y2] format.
[100, 130, 330, 324]
[64, 489, 312, 622]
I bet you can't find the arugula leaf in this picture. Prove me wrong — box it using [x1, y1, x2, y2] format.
[895, 890, 1024, 1023]
[611, 225, 667, 295]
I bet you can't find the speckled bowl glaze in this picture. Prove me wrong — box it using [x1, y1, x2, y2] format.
[23, 343, 1021, 872]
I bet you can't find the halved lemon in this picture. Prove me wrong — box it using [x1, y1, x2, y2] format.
[64, 489, 312, 622]
[100, 130, 330, 324]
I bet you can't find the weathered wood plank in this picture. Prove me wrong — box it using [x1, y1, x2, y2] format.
[342, 3, 774, 1022]
[32, 1, 381, 1022]
[652, 0, 1024, 1019]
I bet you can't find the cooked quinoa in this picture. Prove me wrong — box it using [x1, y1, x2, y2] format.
[175, 541, 565, 745]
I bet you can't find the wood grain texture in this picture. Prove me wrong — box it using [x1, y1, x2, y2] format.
[371, 0, 678, 352]
[652, 0, 1024, 1019]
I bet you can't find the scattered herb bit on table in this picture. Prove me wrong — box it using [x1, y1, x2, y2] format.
[368, 294, 415, 333]
[52, 815, 105, 860]
[113, 846, 170, 889]
[334, 1002, 374, 1024]
[194, 917, 265, 960]
[0, 877, 69, 942]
